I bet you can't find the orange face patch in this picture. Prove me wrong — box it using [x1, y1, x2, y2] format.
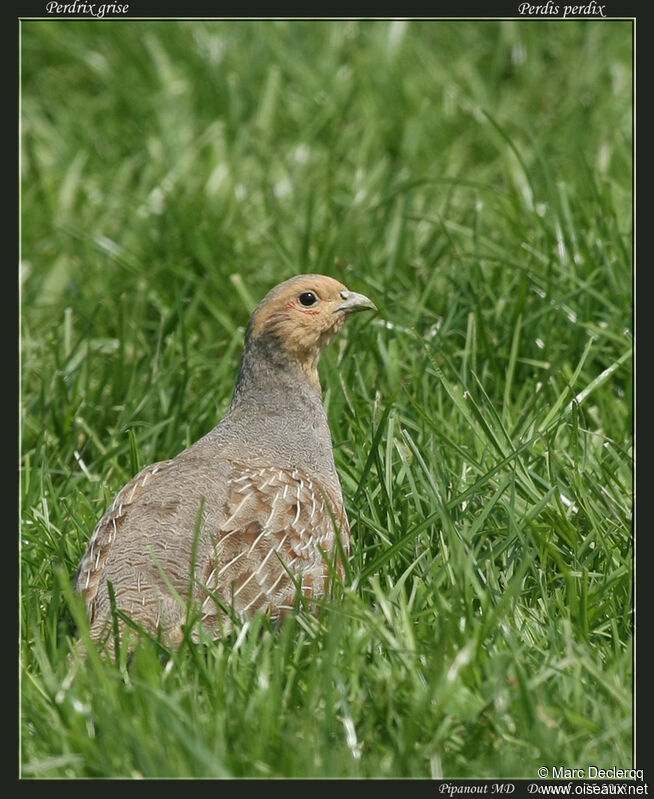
[246, 274, 367, 393]
[250, 274, 350, 341]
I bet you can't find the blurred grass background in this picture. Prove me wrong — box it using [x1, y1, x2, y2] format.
[20, 19, 633, 779]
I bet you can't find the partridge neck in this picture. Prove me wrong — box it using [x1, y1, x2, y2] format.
[190, 334, 339, 484]
[231, 334, 322, 413]
[197, 335, 337, 478]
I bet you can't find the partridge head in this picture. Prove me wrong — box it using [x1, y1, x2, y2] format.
[74, 274, 376, 651]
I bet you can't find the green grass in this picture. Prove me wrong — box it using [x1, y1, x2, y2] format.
[20, 19, 633, 779]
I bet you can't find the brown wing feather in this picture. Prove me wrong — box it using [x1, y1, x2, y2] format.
[199, 463, 349, 629]
[75, 458, 348, 645]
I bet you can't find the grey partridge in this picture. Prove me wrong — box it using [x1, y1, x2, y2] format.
[74, 274, 376, 650]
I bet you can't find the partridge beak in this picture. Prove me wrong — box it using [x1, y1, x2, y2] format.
[337, 290, 377, 314]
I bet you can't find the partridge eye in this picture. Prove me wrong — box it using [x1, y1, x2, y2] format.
[299, 292, 318, 307]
